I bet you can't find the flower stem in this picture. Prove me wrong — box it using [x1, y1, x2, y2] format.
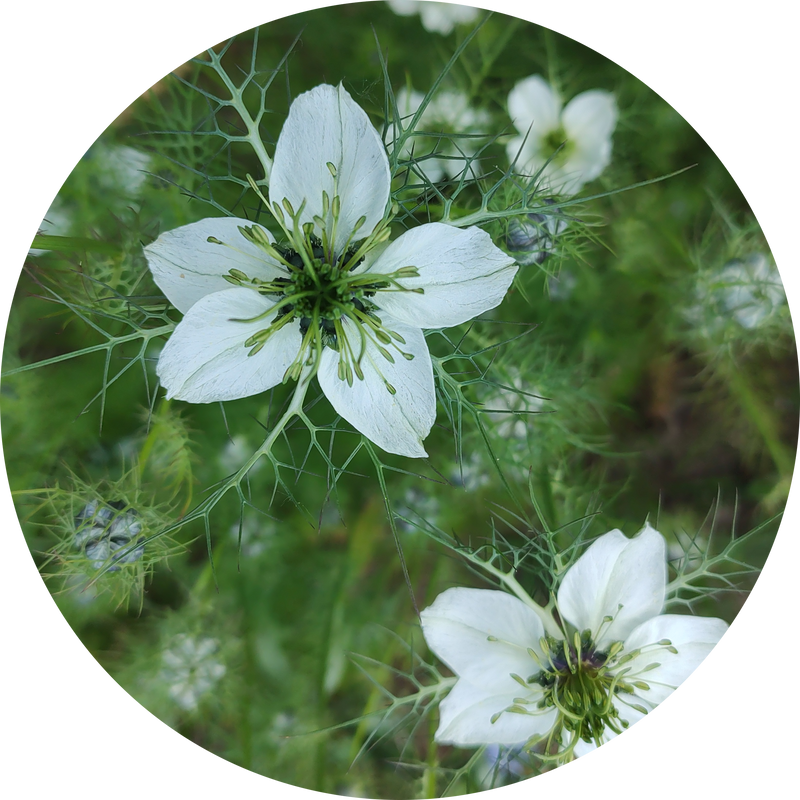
[725, 363, 794, 478]
[471, 556, 561, 637]
[238, 366, 315, 476]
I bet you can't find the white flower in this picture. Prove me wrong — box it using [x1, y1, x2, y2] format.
[144, 84, 517, 459]
[386, 1, 479, 35]
[89, 142, 152, 195]
[160, 634, 226, 711]
[685, 252, 786, 337]
[388, 87, 491, 183]
[420, 524, 727, 759]
[717, 253, 785, 329]
[219, 434, 264, 476]
[484, 375, 544, 441]
[449, 451, 491, 492]
[507, 76, 618, 195]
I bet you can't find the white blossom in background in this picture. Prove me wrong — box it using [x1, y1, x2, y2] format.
[31, 144, 151, 255]
[386, 0, 479, 35]
[449, 451, 491, 492]
[388, 87, 491, 183]
[160, 634, 226, 711]
[395, 485, 441, 533]
[480, 744, 533, 787]
[89, 142, 152, 196]
[219, 434, 265, 477]
[716, 253, 785, 329]
[420, 525, 727, 759]
[479, 375, 545, 477]
[507, 76, 618, 195]
[685, 252, 786, 337]
[547, 269, 577, 300]
[144, 84, 516, 459]
[228, 514, 277, 558]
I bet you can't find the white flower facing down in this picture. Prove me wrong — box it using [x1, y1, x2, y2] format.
[507, 76, 618, 196]
[420, 525, 727, 760]
[388, 87, 491, 183]
[386, 0, 479, 35]
[144, 84, 517, 458]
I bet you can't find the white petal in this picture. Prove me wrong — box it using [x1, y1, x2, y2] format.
[269, 84, 391, 253]
[575, 614, 730, 758]
[562, 90, 618, 147]
[558, 147, 612, 194]
[557, 524, 667, 648]
[558, 90, 618, 191]
[436, 680, 556, 746]
[506, 133, 544, 174]
[144, 217, 284, 313]
[419, 0, 480, 36]
[157, 288, 302, 402]
[621, 614, 728, 705]
[386, 0, 419, 17]
[317, 316, 435, 458]
[364, 223, 517, 328]
[508, 76, 562, 138]
[421, 588, 544, 687]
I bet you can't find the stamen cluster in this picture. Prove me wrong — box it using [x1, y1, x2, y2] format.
[531, 631, 628, 747]
[213, 169, 422, 389]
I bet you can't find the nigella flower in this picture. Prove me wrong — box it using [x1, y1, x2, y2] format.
[74, 500, 144, 571]
[507, 76, 618, 195]
[159, 634, 226, 711]
[715, 253, 785, 329]
[388, 86, 491, 183]
[483, 374, 544, 441]
[386, 1, 479, 35]
[420, 525, 727, 759]
[144, 85, 517, 458]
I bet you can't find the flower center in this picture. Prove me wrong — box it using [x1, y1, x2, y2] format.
[532, 631, 630, 746]
[212, 169, 423, 389]
[542, 126, 574, 163]
[492, 627, 656, 758]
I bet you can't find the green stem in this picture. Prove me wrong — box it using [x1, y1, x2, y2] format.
[726, 364, 794, 477]
[209, 51, 273, 182]
[1, 324, 174, 377]
[470, 556, 561, 637]
[236, 366, 315, 476]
